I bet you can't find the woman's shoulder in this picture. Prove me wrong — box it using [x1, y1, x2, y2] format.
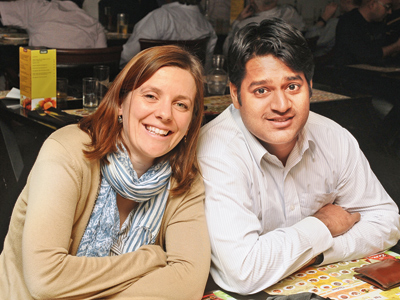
[49, 124, 91, 145]
[44, 124, 92, 158]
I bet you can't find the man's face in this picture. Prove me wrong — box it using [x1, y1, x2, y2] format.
[371, 0, 393, 22]
[231, 55, 311, 163]
[340, 0, 354, 13]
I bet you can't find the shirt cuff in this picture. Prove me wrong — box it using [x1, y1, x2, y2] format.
[295, 216, 334, 257]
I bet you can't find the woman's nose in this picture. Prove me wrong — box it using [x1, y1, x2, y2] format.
[155, 101, 173, 121]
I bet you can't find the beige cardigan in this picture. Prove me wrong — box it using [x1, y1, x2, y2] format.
[0, 125, 210, 300]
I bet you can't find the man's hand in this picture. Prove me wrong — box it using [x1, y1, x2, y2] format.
[313, 204, 360, 237]
[321, 2, 338, 22]
[236, 3, 254, 21]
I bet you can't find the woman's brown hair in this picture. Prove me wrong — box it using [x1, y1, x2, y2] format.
[79, 45, 204, 196]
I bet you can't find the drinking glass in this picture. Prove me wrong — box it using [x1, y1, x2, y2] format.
[56, 77, 68, 110]
[117, 13, 128, 35]
[93, 65, 109, 102]
[82, 77, 98, 110]
[104, 7, 113, 31]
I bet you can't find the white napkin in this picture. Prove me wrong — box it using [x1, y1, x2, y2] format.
[6, 87, 20, 99]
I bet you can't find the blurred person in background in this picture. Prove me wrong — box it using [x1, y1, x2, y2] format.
[305, 0, 360, 59]
[0, 0, 107, 49]
[120, 0, 217, 71]
[222, 0, 305, 57]
[386, 0, 400, 44]
[334, 0, 400, 66]
[97, 0, 159, 32]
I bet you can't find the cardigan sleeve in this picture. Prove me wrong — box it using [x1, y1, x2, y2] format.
[22, 136, 169, 300]
[106, 175, 211, 300]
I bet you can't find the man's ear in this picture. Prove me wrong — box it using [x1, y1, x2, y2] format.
[230, 82, 241, 109]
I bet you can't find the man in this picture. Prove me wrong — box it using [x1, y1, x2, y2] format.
[119, 0, 217, 70]
[0, 0, 107, 49]
[386, 0, 400, 44]
[334, 0, 400, 66]
[305, 0, 360, 58]
[222, 0, 305, 57]
[197, 18, 400, 295]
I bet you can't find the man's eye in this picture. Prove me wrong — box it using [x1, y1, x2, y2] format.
[145, 94, 156, 100]
[254, 88, 267, 95]
[287, 84, 300, 91]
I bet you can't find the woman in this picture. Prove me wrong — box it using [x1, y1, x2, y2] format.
[0, 45, 210, 299]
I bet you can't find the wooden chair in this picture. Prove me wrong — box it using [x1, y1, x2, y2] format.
[56, 45, 123, 87]
[139, 37, 209, 66]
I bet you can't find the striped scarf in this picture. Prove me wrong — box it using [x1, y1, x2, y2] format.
[76, 145, 171, 257]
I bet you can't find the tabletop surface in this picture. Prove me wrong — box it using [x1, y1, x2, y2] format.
[203, 248, 400, 300]
[348, 64, 400, 73]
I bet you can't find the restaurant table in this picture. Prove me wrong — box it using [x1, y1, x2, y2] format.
[203, 243, 400, 300]
[106, 32, 131, 47]
[338, 63, 400, 147]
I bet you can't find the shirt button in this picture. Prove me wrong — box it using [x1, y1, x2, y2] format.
[290, 204, 295, 211]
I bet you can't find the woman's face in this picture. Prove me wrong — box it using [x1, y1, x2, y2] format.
[119, 66, 196, 174]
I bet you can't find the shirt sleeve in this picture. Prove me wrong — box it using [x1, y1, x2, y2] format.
[322, 132, 400, 264]
[120, 10, 163, 67]
[205, 28, 218, 72]
[199, 152, 333, 295]
[0, 0, 30, 29]
[222, 20, 240, 57]
[281, 5, 305, 31]
[22, 138, 168, 299]
[94, 23, 107, 48]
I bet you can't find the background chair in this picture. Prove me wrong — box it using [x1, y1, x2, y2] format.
[139, 37, 209, 66]
[56, 45, 122, 92]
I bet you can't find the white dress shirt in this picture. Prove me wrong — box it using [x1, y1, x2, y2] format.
[197, 105, 400, 294]
[305, 18, 339, 57]
[120, 2, 217, 70]
[223, 5, 305, 56]
[0, 0, 107, 49]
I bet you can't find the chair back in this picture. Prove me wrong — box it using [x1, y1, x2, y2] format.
[56, 45, 122, 86]
[139, 37, 209, 66]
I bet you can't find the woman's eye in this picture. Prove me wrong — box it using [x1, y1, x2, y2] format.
[145, 94, 156, 100]
[175, 102, 189, 110]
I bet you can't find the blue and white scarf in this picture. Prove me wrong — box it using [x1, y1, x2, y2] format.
[76, 145, 171, 257]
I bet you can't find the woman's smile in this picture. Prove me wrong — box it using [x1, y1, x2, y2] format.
[145, 125, 171, 136]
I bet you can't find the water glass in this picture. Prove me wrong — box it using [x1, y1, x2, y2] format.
[56, 77, 68, 110]
[93, 65, 109, 102]
[82, 77, 98, 110]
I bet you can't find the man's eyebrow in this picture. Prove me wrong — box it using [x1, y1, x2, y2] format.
[287, 75, 304, 81]
[248, 75, 304, 88]
[249, 80, 269, 88]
